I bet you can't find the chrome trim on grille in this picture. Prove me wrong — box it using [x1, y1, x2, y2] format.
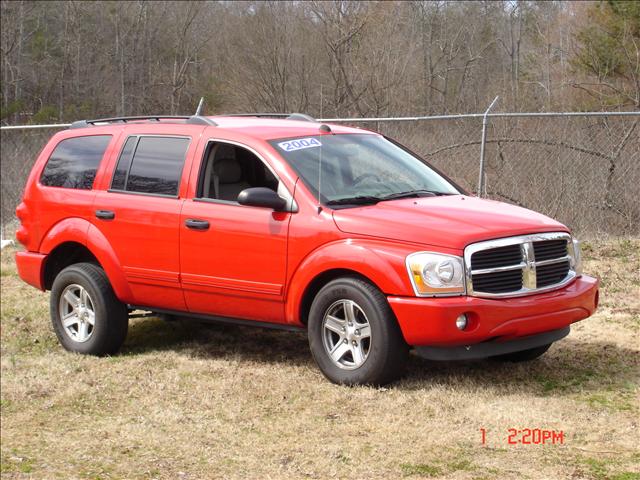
[535, 255, 571, 267]
[471, 262, 526, 275]
[464, 232, 576, 298]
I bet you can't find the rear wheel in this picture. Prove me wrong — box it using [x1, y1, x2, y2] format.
[50, 263, 128, 355]
[491, 344, 551, 362]
[308, 277, 408, 386]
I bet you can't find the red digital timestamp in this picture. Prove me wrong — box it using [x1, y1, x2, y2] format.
[480, 428, 565, 445]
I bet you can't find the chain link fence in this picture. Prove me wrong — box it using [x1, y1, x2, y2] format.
[330, 112, 639, 237]
[1, 129, 51, 239]
[1, 112, 638, 240]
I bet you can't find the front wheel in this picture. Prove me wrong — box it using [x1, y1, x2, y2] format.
[307, 277, 408, 386]
[50, 263, 128, 355]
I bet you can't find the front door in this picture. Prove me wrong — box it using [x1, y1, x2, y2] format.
[179, 140, 291, 324]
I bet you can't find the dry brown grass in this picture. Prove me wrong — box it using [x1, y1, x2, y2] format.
[1, 240, 639, 480]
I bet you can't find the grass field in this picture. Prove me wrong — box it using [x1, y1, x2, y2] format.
[1, 240, 639, 480]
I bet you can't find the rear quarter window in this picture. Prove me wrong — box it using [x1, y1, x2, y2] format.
[40, 135, 112, 189]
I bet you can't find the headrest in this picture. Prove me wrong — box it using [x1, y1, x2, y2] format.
[214, 158, 242, 184]
[216, 143, 236, 158]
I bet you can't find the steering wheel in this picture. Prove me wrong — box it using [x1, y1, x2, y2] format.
[353, 173, 381, 185]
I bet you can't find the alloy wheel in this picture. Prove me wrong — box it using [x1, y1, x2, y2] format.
[321, 299, 371, 370]
[58, 284, 96, 343]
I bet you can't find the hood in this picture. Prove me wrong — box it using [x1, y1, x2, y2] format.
[331, 195, 568, 251]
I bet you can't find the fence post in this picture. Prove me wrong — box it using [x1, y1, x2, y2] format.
[477, 96, 499, 197]
[0, 214, 13, 250]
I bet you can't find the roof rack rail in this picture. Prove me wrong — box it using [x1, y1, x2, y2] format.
[186, 115, 218, 126]
[223, 113, 290, 118]
[69, 115, 217, 129]
[286, 113, 316, 122]
[222, 113, 316, 122]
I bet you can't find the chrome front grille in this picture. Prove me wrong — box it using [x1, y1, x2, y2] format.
[533, 239, 567, 261]
[471, 268, 523, 294]
[471, 244, 522, 270]
[464, 232, 576, 298]
[536, 260, 570, 287]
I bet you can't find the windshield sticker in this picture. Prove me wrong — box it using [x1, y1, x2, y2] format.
[277, 138, 322, 152]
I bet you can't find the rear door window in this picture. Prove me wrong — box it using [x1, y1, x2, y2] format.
[40, 135, 112, 189]
[110, 136, 190, 196]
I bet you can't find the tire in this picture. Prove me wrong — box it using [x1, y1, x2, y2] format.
[491, 344, 551, 363]
[307, 277, 409, 386]
[50, 262, 128, 356]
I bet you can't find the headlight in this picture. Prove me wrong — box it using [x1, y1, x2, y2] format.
[569, 237, 582, 276]
[406, 252, 466, 296]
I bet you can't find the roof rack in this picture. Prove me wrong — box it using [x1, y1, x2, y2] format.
[222, 113, 316, 122]
[287, 113, 316, 122]
[69, 115, 217, 129]
[185, 116, 218, 126]
[67, 112, 316, 129]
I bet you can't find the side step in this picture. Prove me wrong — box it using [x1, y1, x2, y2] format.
[127, 305, 306, 332]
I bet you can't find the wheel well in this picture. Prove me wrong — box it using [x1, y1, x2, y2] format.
[298, 269, 377, 325]
[43, 242, 101, 290]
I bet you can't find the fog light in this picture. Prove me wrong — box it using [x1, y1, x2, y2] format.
[456, 314, 468, 331]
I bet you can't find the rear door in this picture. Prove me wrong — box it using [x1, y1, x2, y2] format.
[92, 130, 197, 310]
[179, 138, 293, 323]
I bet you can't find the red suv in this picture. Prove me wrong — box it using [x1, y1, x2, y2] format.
[15, 113, 599, 385]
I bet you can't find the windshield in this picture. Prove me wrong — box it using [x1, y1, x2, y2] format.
[269, 134, 460, 207]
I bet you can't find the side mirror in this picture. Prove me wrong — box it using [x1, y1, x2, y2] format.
[237, 187, 287, 211]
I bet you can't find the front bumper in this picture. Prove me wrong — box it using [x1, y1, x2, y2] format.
[388, 275, 598, 347]
[415, 326, 570, 361]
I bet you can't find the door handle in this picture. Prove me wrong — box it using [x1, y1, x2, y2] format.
[185, 219, 210, 230]
[95, 210, 115, 220]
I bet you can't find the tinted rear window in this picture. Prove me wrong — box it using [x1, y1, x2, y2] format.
[40, 135, 112, 189]
[111, 136, 189, 196]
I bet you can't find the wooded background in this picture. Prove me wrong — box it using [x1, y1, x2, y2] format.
[1, 0, 639, 123]
[1, 1, 638, 238]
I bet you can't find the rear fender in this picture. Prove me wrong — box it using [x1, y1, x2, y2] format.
[39, 217, 91, 254]
[85, 224, 134, 302]
[39, 218, 133, 302]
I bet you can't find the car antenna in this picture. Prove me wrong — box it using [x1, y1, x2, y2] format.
[317, 124, 332, 214]
[195, 97, 205, 116]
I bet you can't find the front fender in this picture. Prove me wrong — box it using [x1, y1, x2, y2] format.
[284, 239, 417, 325]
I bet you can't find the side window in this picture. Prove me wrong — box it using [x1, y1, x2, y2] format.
[197, 142, 279, 202]
[110, 136, 137, 190]
[40, 135, 112, 189]
[111, 136, 190, 196]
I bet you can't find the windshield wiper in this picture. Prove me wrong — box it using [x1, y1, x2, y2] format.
[326, 195, 382, 206]
[326, 190, 455, 206]
[381, 189, 455, 201]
